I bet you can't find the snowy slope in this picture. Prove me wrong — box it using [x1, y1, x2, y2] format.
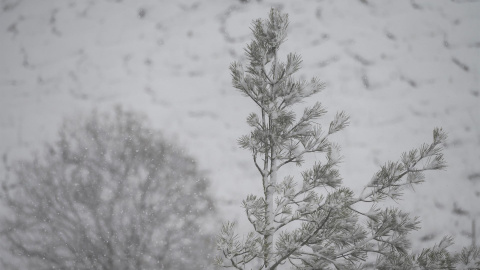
[1, 0, 479, 253]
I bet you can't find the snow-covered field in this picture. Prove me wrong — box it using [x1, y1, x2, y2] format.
[1, 0, 479, 253]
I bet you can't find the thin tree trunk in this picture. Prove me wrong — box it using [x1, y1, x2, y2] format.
[264, 54, 279, 269]
[265, 155, 277, 269]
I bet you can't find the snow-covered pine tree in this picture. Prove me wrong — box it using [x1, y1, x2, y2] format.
[216, 8, 480, 270]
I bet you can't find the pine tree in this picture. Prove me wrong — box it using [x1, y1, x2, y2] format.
[216, 8, 480, 270]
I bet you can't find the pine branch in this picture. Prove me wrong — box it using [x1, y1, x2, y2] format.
[269, 210, 333, 270]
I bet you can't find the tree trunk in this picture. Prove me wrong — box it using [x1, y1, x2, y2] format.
[264, 153, 277, 269]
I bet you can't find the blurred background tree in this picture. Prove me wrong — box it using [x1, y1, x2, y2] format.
[0, 107, 216, 270]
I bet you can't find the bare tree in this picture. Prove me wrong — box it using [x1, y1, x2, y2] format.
[0, 107, 216, 270]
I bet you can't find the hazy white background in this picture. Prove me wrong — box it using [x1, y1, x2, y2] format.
[1, 0, 479, 252]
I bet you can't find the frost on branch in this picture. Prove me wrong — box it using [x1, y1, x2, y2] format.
[217, 8, 477, 270]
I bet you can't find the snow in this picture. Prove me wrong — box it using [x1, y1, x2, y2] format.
[1, 0, 479, 254]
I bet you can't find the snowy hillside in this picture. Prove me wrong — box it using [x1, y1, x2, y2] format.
[1, 0, 479, 253]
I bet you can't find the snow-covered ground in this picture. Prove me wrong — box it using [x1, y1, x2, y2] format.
[1, 0, 479, 253]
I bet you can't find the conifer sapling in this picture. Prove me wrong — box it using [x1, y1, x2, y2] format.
[216, 8, 480, 270]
